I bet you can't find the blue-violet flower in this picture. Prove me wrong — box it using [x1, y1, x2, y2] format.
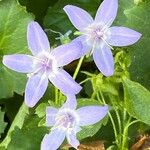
[64, 0, 142, 76]
[3, 21, 82, 107]
[41, 95, 108, 150]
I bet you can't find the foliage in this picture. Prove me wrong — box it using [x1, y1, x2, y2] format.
[0, 0, 150, 150]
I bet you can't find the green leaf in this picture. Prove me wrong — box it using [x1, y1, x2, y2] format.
[35, 103, 47, 118]
[123, 78, 150, 125]
[0, 0, 34, 99]
[7, 116, 48, 150]
[18, 0, 59, 23]
[77, 98, 108, 140]
[116, 0, 150, 89]
[0, 107, 7, 138]
[0, 103, 29, 148]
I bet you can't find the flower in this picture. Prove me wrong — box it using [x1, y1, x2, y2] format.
[41, 95, 108, 150]
[2, 21, 82, 107]
[63, 0, 142, 76]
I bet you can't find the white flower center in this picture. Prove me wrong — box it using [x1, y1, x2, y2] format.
[54, 109, 79, 132]
[28, 51, 58, 77]
[84, 23, 110, 49]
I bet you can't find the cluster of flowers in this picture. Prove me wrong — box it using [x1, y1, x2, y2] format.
[2, 0, 141, 149]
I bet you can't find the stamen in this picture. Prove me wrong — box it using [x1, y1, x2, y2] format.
[100, 36, 114, 50]
[90, 40, 96, 55]
[27, 67, 42, 78]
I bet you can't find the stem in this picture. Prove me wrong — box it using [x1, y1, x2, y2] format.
[97, 91, 119, 147]
[115, 109, 122, 141]
[73, 56, 84, 80]
[121, 118, 139, 150]
[55, 88, 59, 105]
[0, 102, 29, 148]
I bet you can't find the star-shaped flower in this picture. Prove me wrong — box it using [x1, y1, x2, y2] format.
[64, 0, 142, 76]
[2, 21, 82, 107]
[41, 95, 108, 150]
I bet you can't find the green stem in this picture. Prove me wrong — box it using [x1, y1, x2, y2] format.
[97, 91, 119, 147]
[0, 102, 29, 148]
[73, 56, 84, 80]
[121, 118, 139, 150]
[55, 88, 59, 105]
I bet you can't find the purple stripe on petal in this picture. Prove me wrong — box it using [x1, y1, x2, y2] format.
[63, 5, 93, 31]
[107, 26, 142, 46]
[77, 105, 108, 126]
[62, 94, 77, 110]
[93, 44, 114, 76]
[66, 131, 80, 149]
[41, 129, 65, 150]
[46, 107, 58, 127]
[51, 42, 82, 67]
[95, 0, 118, 26]
[25, 73, 48, 107]
[27, 21, 50, 55]
[72, 35, 92, 56]
[3, 54, 34, 73]
[49, 69, 82, 95]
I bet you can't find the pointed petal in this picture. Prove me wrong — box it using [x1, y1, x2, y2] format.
[51, 42, 82, 67]
[25, 73, 48, 107]
[66, 132, 79, 149]
[63, 5, 93, 31]
[41, 129, 65, 150]
[27, 21, 50, 55]
[107, 26, 142, 46]
[93, 44, 114, 76]
[72, 35, 91, 56]
[46, 107, 58, 126]
[3, 54, 34, 73]
[62, 94, 77, 110]
[49, 69, 82, 95]
[77, 105, 108, 126]
[95, 0, 118, 26]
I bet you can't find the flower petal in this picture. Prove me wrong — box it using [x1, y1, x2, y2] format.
[62, 94, 77, 110]
[72, 35, 91, 56]
[93, 44, 114, 76]
[41, 129, 65, 150]
[63, 5, 93, 31]
[46, 107, 58, 127]
[25, 73, 48, 107]
[49, 69, 82, 95]
[95, 0, 118, 26]
[77, 105, 108, 126]
[51, 42, 82, 67]
[27, 21, 50, 55]
[107, 26, 142, 46]
[3, 54, 34, 73]
[66, 131, 80, 149]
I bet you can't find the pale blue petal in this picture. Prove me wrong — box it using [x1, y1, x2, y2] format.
[107, 26, 142, 46]
[63, 5, 93, 31]
[25, 73, 48, 107]
[49, 69, 82, 95]
[3, 54, 34, 73]
[46, 107, 58, 127]
[62, 94, 77, 110]
[93, 44, 114, 76]
[77, 105, 108, 126]
[51, 42, 82, 67]
[95, 0, 118, 26]
[41, 129, 65, 150]
[72, 35, 91, 56]
[66, 131, 79, 149]
[27, 21, 50, 55]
